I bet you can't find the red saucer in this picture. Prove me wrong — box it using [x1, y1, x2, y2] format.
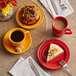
[37, 39, 70, 69]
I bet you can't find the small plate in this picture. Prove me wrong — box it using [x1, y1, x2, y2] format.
[16, 4, 44, 29]
[37, 39, 70, 69]
[3, 28, 32, 54]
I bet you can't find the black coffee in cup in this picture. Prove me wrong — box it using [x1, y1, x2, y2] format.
[11, 31, 24, 42]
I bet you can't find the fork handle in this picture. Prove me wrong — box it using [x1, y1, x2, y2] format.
[66, 69, 74, 76]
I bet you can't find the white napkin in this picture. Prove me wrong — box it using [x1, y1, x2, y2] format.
[9, 56, 50, 76]
[39, 0, 74, 18]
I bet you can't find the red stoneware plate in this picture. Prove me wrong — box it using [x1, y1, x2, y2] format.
[37, 39, 70, 69]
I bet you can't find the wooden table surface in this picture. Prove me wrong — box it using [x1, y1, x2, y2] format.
[0, 0, 76, 76]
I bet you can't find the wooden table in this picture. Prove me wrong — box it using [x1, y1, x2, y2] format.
[0, 0, 76, 76]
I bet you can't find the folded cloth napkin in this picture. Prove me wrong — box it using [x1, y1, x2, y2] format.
[39, 0, 73, 18]
[9, 56, 50, 76]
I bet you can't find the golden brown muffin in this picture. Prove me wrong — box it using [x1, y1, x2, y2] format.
[19, 5, 40, 25]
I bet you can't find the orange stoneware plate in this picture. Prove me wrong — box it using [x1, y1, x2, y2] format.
[3, 28, 32, 54]
[16, 4, 44, 29]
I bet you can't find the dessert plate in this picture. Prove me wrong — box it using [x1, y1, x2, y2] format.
[16, 4, 44, 29]
[37, 39, 70, 69]
[3, 28, 32, 54]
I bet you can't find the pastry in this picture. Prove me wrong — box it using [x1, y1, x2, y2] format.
[19, 5, 40, 25]
[47, 43, 64, 62]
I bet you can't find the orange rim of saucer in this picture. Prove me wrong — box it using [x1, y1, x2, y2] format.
[3, 28, 32, 54]
[16, 4, 44, 29]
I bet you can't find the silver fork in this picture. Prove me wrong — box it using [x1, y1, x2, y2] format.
[59, 60, 74, 76]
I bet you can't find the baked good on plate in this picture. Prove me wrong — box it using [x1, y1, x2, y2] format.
[47, 43, 64, 62]
[19, 5, 40, 25]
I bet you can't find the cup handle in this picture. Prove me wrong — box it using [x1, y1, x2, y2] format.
[25, 31, 29, 36]
[65, 28, 72, 34]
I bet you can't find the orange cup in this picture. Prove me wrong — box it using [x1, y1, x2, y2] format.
[8, 28, 29, 52]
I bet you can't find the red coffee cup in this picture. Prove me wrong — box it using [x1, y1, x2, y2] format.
[52, 16, 72, 37]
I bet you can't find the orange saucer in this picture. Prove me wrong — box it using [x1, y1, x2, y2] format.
[3, 28, 32, 54]
[16, 4, 44, 29]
